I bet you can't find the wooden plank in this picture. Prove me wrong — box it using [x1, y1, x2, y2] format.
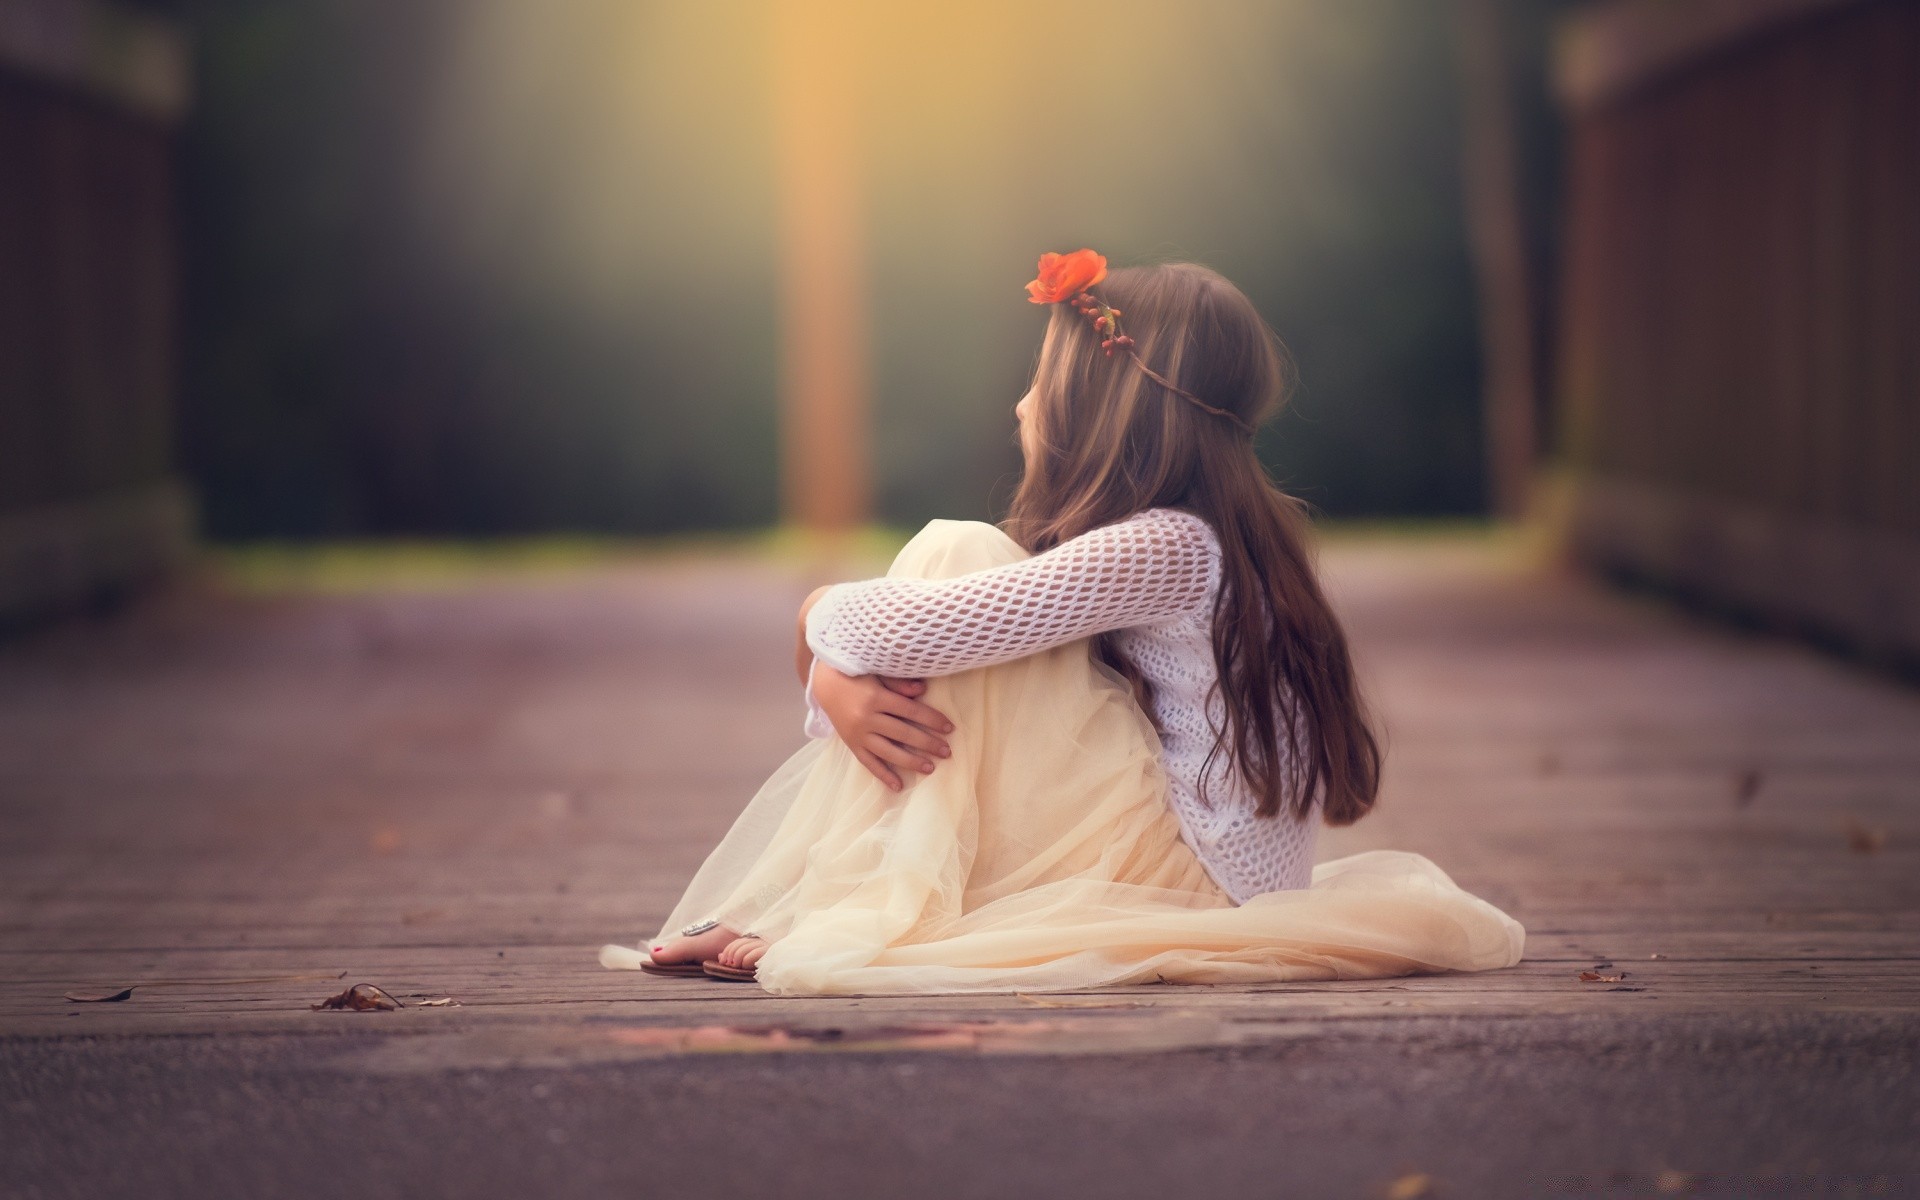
[1, 539, 1917, 1049]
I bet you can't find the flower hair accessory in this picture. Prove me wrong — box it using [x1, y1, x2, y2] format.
[1025, 249, 1255, 435]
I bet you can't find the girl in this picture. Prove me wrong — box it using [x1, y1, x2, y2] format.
[601, 251, 1523, 994]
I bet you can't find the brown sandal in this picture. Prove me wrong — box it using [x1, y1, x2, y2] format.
[702, 931, 766, 981]
[640, 960, 707, 978]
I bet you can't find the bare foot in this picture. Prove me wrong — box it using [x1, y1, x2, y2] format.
[715, 935, 770, 972]
[648, 922, 738, 967]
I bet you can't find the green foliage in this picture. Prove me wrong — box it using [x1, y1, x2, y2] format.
[176, 0, 1492, 537]
[208, 526, 915, 592]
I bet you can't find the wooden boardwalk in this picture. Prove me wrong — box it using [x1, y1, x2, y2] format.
[1, 534, 1916, 1052]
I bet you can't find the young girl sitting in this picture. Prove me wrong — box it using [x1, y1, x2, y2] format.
[601, 251, 1524, 994]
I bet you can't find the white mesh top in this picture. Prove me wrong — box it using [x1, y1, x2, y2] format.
[801, 507, 1317, 902]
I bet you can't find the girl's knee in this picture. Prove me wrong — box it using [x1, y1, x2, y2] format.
[923, 519, 1011, 547]
[891, 520, 1027, 578]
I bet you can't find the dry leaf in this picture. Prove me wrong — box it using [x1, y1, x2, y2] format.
[312, 983, 401, 1011]
[65, 986, 134, 1003]
[1385, 1172, 1434, 1199]
[1578, 970, 1623, 983]
[1845, 819, 1888, 854]
[415, 997, 460, 1007]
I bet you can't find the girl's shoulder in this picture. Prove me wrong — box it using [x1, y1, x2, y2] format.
[1083, 509, 1221, 587]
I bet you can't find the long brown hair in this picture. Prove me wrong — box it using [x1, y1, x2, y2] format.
[1003, 261, 1380, 825]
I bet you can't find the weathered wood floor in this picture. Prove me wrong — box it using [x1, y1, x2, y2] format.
[1, 535, 1916, 1053]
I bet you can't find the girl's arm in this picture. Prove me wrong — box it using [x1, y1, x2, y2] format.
[806, 508, 1217, 680]
[799, 583, 954, 791]
[796, 585, 833, 686]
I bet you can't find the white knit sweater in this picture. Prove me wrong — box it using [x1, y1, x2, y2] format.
[802, 507, 1317, 902]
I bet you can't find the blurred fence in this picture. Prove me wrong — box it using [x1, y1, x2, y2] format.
[1556, 0, 1920, 664]
[0, 0, 190, 625]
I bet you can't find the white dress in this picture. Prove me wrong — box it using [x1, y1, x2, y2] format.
[803, 507, 1314, 902]
[600, 516, 1525, 995]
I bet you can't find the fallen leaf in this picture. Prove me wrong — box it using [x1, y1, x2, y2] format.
[1578, 971, 1623, 983]
[65, 986, 134, 1003]
[312, 983, 401, 1011]
[415, 997, 461, 1007]
[1845, 819, 1888, 854]
[1385, 1172, 1434, 1199]
[1733, 768, 1762, 808]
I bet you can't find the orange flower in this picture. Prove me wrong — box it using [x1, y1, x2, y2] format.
[1025, 249, 1108, 304]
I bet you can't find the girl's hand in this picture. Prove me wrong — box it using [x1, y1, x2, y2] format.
[811, 664, 954, 792]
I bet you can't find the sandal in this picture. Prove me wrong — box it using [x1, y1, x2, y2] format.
[641, 960, 707, 978]
[702, 932, 765, 982]
[640, 919, 725, 978]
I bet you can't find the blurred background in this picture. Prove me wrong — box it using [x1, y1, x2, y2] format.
[2, 0, 1916, 663]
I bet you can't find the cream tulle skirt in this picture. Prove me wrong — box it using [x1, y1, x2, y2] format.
[601, 519, 1524, 995]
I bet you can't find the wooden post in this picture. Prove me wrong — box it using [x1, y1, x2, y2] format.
[773, 2, 870, 537]
[1455, 0, 1541, 520]
[0, 0, 194, 626]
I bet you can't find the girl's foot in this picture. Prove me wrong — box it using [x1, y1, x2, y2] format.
[648, 921, 738, 968]
[715, 935, 769, 972]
